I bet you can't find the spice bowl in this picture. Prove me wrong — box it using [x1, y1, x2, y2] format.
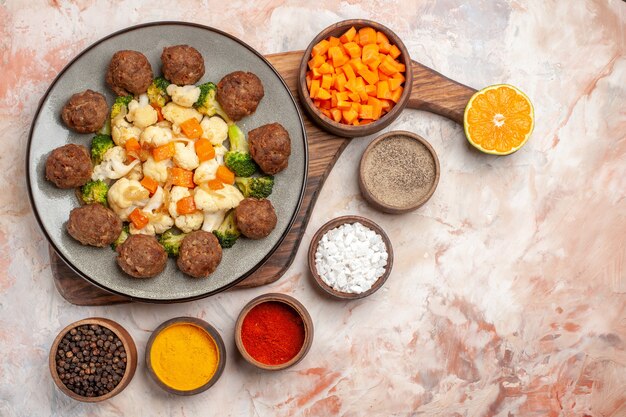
[49, 317, 137, 402]
[308, 216, 394, 300]
[298, 19, 413, 137]
[235, 293, 314, 371]
[146, 317, 226, 396]
[359, 131, 440, 213]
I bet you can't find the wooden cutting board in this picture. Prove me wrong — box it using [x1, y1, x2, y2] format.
[50, 50, 475, 305]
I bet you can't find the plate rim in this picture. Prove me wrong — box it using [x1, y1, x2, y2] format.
[26, 21, 309, 303]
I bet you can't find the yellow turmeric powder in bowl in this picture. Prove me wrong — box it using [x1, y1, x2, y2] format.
[146, 318, 226, 395]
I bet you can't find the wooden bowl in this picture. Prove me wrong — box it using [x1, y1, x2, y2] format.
[235, 293, 314, 371]
[145, 317, 226, 395]
[49, 317, 137, 402]
[359, 130, 440, 213]
[298, 19, 413, 138]
[308, 216, 394, 299]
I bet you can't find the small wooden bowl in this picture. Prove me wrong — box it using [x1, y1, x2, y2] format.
[49, 317, 137, 402]
[235, 293, 314, 371]
[145, 317, 226, 395]
[359, 130, 440, 214]
[308, 216, 394, 299]
[298, 19, 413, 138]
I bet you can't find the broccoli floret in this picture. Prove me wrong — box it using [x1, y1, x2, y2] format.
[194, 82, 231, 122]
[111, 224, 130, 250]
[235, 176, 274, 199]
[91, 134, 114, 164]
[213, 211, 240, 248]
[110, 95, 133, 119]
[147, 77, 170, 107]
[158, 228, 188, 257]
[80, 180, 109, 205]
[224, 124, 257, 177]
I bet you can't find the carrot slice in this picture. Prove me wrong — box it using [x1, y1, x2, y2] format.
[389, 77, 403, 91]
[328, 36, 341, 47]
[150, 103, 164, 122]
[176, 196, 197, 215]
[129, 208, 149, 230]
[140, 176, 159, 195]
[180, 118, 203, 139]
[358, 27, 377, 46]
[377, 80, 392, 100]
[310, 79, 320, 99]
[194, 138, 215, 162]
[152, 142, 175, 162]
[330, 108, 342, 123]
[361, 44, 379, 65]
[125, 137, 140, 160]
[312, 39, 330, 57]
[170, 167, 195, 188]
[207, 179, 224, 190]
[216, 166, 235, 185]
[343, 42, 361, 58]
[339, 26, 356, 43]
[321, 74, 333, 90]
[308, 54, 325, 70]
[389, 44, 401, 59]
[317, 88, 331, 101]
[376, 31, 389, 45]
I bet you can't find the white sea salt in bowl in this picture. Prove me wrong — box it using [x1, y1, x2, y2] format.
[307, 216, 394, 300]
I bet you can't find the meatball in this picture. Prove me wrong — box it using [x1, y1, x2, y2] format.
[161, 45, 205, 85]
[234, 198, 277, 239]
[61, 90, 108, 133]
[177, 231, 222, 278]
[248, 123, 291, 175]
[116, 234, 167, 278]
[66, 204, 122, 247]
[105, 50, 153, 96]
[217, 71, 264, 121]
[45, 144, 92, 189]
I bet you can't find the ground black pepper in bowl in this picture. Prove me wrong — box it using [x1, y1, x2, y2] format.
[49, 318, 137, 402]
[359, 131, 440, 213]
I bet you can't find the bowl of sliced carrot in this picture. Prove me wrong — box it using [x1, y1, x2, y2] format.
[298, 19, 412, 138]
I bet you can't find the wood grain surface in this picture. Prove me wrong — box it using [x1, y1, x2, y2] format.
[50, 51, 475, 306]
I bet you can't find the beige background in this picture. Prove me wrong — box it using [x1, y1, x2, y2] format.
[0, 1, 625, 416]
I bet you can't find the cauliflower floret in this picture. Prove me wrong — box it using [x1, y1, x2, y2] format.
[107, 178, 150, 220]
[143, 186, 165, 213]
[111, 117, 141, 147]
[166, 84, 201, 108]
[161, 102, 202, 126]
[173, 141, 200, 170]
[193, 159, 219, 184]
[124, 162, 143, 181]
[167, 186, 203, 233]
[214, 144, 227, 165]
[92, 146, 140, 181]
[200, 116, 228, 146]
[201, 210, 227, 232]
[140, 125, 173, 147]
[194, 184, 244, 212]
[175, 212, 204, 233]
[129, 186, 175, 235]
[127, 94, 158, 129]
[143, 156, 173, 185]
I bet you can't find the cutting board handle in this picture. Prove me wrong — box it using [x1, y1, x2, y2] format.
[407, 60, 477, 125]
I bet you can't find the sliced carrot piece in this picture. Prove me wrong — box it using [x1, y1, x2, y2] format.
[376, 31, 389, 44]
[358, 27, 377, 46]
[361, 44, 379, 65]
[348, 92, 361, 103]
[359, 104, 374, 120]
[390, 86, 404, 103]
[341, 64, 356, 81]
[194, 138, 215, 162]
[129, 208, 149, 230]
[308, 54, 326, 70]
[336, 100, 351, 110]
[343, 42, 361, 58]
[330, 108, 342, 123]
[339, 26, 357, 43]
[389, 77, 403, 91]
[207, 179, 224, 190]
[151, 103, 164, 122]
[365, 84, 377, 96]
[180, 118, 203, 139]
[317, 88, 331, 101]
[318, 62, 334, 75]
[311, 67, 323, 79]
[170, 167, 195, 188]
[140, 176, 159, 195]
[312, 39, 330, 57]
[125, 137, 140, 160]
[321, 73, 333, 90]
[378, 70, 390, 81]
[176, 196, 197, 215]
[328, 36, 341, 47]
[379, 59, 399, 76]
[349, 58, 367, 72]
[334, 73, 347, 92]
[216, 166, 235, 185]
[342, 108, 358, 124]
[377, 80, 392, 100]
[310, 79, 320, 99]
[318, 98, 332, 110]
[305, 73, 312, 90]
[358, 68, 379, 86]
[367, 97, 382, 120]
[389, 44, 401, 59]
[379, 41, 392, 54]
[152, 142, 175, 162]
[392, 72, 406, 82]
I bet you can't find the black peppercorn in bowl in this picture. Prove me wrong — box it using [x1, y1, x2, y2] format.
[49, 317, 137, 402]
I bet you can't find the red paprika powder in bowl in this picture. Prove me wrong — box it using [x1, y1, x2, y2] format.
[235, 293, 314, 370]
